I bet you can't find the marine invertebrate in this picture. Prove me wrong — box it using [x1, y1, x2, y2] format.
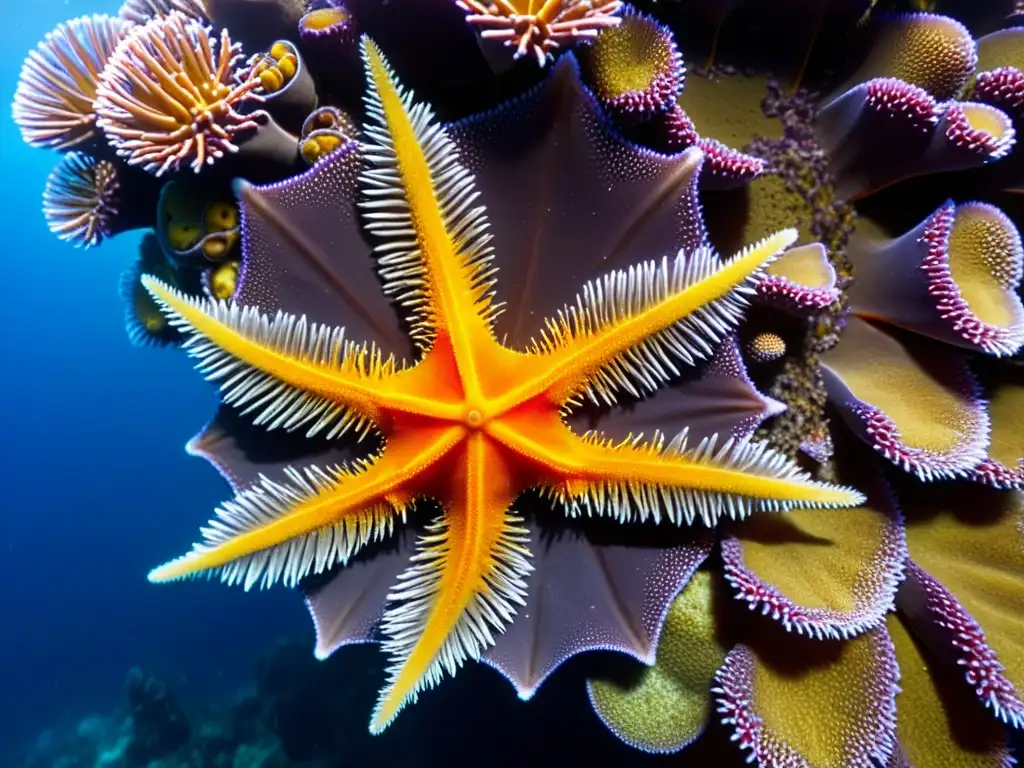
[299, 106, 356, 165]
[456, 0, 624, 67]
[43, 154, 120, 249]
[12, 14, 131, 150]
[43, 152, 160, 249]
[579, 8, 683, 120]
[120, 234, 187, 347]
[118, 0, 208, 23]
[247, 40, 317, 131]
[156, 182, 241, 266]
[746, 332, 786, 363]
[836, 12, 978, 100]
[820, 316, 990, 481]
[817, 80, 1017, 199]
[754, 243, 840, 315]
[143, 42, 862, 734]
[94, 12, 264, 176]
[847, 200, 1024, 356]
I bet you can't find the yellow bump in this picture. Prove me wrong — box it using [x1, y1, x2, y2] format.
[270, 41, 289, 60]
[278, 54, 297, 79]
[209, 260, 239, 300]
[203, 201, 238, 233]
[167, 221, 202, 251]
[316, 134, 341, 153]
[301, 137, 322, 164]
[259, 68, 283, 93]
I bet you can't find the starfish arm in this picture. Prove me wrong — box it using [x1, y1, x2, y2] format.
[488, 415, 865, 526]
[494, 230, 798, 412]
[370, 433, 532, 733]
[148, 426, 465, 589]
[360, 39, 500, 399]
[143, 277, 465, 429]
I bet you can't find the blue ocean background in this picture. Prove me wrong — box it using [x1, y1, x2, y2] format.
[0, 0, 303, 755]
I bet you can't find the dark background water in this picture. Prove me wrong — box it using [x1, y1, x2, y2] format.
[0, 0, 303, 752]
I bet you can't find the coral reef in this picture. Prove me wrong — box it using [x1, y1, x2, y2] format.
[11, 0, 1024, 765]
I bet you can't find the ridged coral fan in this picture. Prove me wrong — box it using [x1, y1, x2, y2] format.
[12, 14, 131, 150]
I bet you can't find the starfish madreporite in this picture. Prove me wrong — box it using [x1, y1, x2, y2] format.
[142, 38, 862, 733]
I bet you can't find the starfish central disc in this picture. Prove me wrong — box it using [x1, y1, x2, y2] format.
[142, 37, 865, 736]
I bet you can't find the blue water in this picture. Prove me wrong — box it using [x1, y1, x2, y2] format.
[0, 1, 303, 752]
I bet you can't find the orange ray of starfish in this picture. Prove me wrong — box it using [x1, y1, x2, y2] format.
[142, 36, 865, 734]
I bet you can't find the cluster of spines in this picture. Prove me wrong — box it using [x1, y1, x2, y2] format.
[532, 238, 784, 407]
[358, 41, 501, 350]
[43, 153, 119, 248]
[142, 277, 397, 441]
[851, 399, 990, 482]
[153, 460, 405, 590]
[545, 427, 862, 528]
[864, 77, 938, 129]
[908, 562, 1024, 728]
[941, 101, 1017, 160]
[973, 67, 1024, 115]
[372, 511, 533, 732]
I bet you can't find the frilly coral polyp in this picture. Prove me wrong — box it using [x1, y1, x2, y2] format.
[754, 243, 840, 315]
[43, 152, 158, 248]
[247, 40, 318, 132]
[899, 561, 1024, 729]
[820, 316, 990, 481]
[579, 8, 683, 121]
[848, 200, 1024, 357]
[94, 12, 265, 176]
[456, 0, 624, 68]
[836, 12, 977, 100]
[818, 77, 1017, 198]
[12, 14, 131, 150]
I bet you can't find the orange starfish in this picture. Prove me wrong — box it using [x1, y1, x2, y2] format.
[143, 38, 863, 734]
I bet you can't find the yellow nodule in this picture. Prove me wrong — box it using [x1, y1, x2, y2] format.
[203, 201, 238, 233]
[301, 137, 322, 164]
[209, 260, 239, 300]
[167, 221, 202, 251]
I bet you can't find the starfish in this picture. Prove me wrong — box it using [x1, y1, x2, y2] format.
[142, 38, 864, 734]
